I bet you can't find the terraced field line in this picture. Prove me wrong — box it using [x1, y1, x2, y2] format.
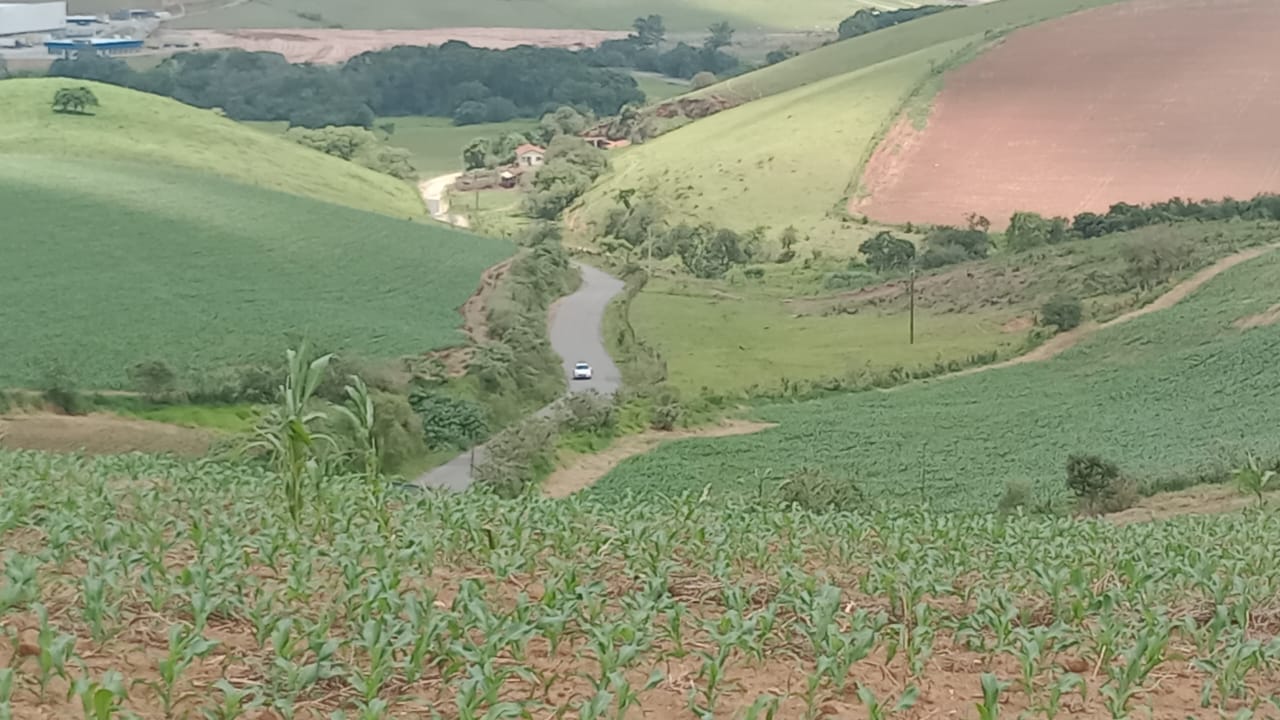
[939, 243, 1280, 380]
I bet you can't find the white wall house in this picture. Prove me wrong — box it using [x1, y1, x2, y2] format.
[0, 2, 67, 37]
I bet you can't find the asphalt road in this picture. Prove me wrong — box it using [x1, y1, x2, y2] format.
[413, 261, 624, 491]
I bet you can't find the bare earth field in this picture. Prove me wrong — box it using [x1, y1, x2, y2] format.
[856, 0, 1280, 228]
[156, 27, 627, 63]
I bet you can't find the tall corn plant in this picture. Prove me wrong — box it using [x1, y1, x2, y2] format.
[332, 375, 389, 535]
[251, 343, 335, 528]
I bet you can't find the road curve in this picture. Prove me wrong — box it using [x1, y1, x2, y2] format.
[413, 261, 625, 491]
[417, 173, 470, 228]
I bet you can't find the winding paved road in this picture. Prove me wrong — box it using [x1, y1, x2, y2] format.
[413, 262, 624, 491]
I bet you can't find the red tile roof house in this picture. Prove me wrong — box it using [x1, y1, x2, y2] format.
[515, 144, 545, 168]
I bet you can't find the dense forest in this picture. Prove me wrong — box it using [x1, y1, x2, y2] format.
[46, 43, 645, 128]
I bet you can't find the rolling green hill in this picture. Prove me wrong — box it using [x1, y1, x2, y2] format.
[165, 0, 938, 32]
[0, 154, 511, 389]
[594, 241, 1280, 510]
[0, 78, 424, 219]
[572, 0, 1128, 251]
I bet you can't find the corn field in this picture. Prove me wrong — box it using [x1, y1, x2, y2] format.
[3, 450, 1280, 719]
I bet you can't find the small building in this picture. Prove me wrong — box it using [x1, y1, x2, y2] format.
[514, 144, 545, 168]
[45, 36, 144, 57]
[498, 170, 518, 189]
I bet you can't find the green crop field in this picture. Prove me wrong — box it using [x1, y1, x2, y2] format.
[165, 0, 930, 32]
[6, 450, 1280, 718]
[596, 245, 1280, 510]
[0, 155, 512, 389]
[0, 79, 423, 219]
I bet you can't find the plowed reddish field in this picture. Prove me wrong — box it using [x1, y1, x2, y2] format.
[855, 0, 1280, 228]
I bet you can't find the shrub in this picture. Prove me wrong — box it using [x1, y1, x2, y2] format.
[918, 243, 972, 269]
[409, 390, 488, 450]
[40, 363, 84, 416]
[127, 359, 179, 401]
[1065, 454, 1134, 514]
[474, 416, 558, 498]
[558, 390, 617, 435]
[690, 71, 717, 89]
[1040, 294, 1083, 332]
[777, 466, 864, 514]
[743, 267, 765, 280]
[823, 270, 873, 290]
[648, 384, 683, 431]
[858, 231, 915, 273]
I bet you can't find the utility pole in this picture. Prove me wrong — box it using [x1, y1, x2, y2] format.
[908, 264, 916, 345]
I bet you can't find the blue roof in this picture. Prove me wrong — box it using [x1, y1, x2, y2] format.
[46, 38, 143, 48]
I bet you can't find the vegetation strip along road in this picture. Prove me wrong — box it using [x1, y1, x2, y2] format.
[414, 263, 624, 491]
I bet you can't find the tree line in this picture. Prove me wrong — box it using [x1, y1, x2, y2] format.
[582, 15, 740, 80]
[837, 6, 958, 40]
[45, 42, 645, 128]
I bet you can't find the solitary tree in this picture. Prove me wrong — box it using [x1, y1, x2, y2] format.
[52, 86, 99, 115]
[704, 21, 735, 51]
[858, 231, 915, 273]
[630, 14, 666, 47]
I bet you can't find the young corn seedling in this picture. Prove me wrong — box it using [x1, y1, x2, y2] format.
[203, 679, 259, 720]
[743, 694, 780, 720]
[32, 605, 78, 702]
[976, 673, 1008, 720]
[856, 685, 920, 720]
[0, 552, 39, 615]
[348, 619, 399, 704]
[150, 623, 220, 718]
[1101, 625, 1169, 719]
[71, 670, 130, 720]
[1038, 672, 1086, 720]
[0, 668, 13, 720]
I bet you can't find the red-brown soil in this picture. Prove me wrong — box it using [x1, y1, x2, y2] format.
[856, 0, 1280, 228]
[156, 27, 627, 63]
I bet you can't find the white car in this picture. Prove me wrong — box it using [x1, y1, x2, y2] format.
[572, 362, 592, 380]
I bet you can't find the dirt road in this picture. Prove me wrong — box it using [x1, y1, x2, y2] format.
[418, 173, 470, 228]
[414, 262, 624, 491]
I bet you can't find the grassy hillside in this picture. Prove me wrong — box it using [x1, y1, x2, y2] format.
[577, 38, 973, 252]
[596, 242, 1280, 510]
[0, 78, 424, 218]
[0, 155, 512, 389]
[573, 0, 1128, 250]
[7, 450, 1280, 718]
[167, 0, 937, 32]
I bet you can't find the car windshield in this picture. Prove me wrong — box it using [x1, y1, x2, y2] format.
[575, 363, 589, 369]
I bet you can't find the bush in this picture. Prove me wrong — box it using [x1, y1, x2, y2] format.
[918, 243, 971, 269]
[777, 466, 864, 514]
[648, 384, 683, 430]
[474, 416, 558, 498]
[127, 359, 179, 401]
[409, 390, 488, 449]
[690, 71, 716, 89]
[558, 390, 617, 435]
[1065, 454, 1134, 514]
[1040, 294, 1083, 332]
[40, 364, 84, 416]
